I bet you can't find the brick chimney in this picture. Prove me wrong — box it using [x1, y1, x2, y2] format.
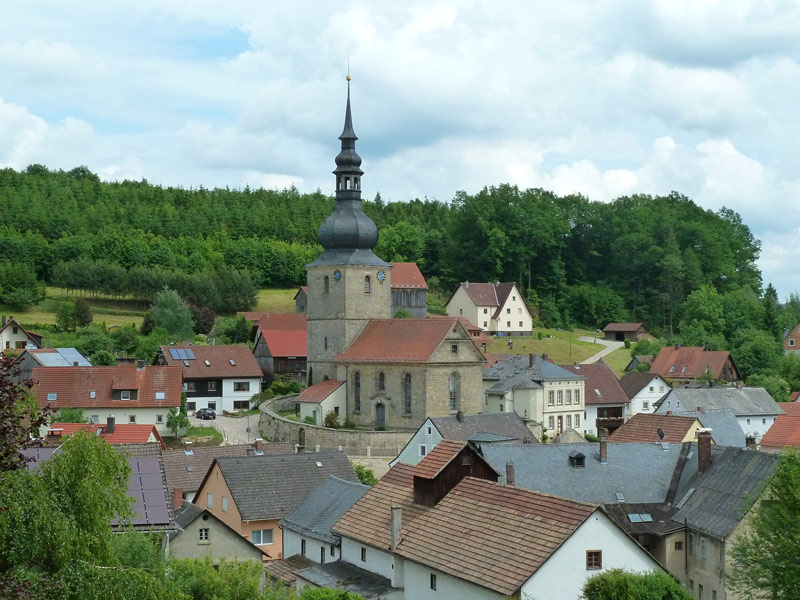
[506, 460, 515, 486]
[697, 406, 705, 414]
[666, 411, 673, 417]
[106, 415, 115, 434]
[390, 506, 402, 549]
[541, 353, 549, 362]
[254, 438, 264, 452]
[173, 488, 184, 509]
[599, 428, 608, 464]
[456, 410, 464, 423]
[697, 428, 712, 472]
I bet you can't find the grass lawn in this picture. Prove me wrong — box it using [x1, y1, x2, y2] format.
[485, 328, 603, 364]
[252, 288, 298, 313]
[277, 408, 299, 422]
[603, 346, 634, 377]
[163, 425, 224, 449]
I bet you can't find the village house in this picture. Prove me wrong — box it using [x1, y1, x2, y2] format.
[784, 320, 800, 353]
[0, 315, 43, 354]
[562, 361, 630, 436]
[32, 363, 182, 433]
[608, 412, 706, 444]
[192, 451, 358, 559]
[483, 353, 585, 435]
[649, 345, 740, 382]
[295, 379, 345, 426]
[602, 322, 652, 342]
[757, 402, 800, 452]
[619, 372, 670, 415]
[250, 313, 308, 383]
[294, 287, 309, 314]
[445, 281, 532, 335]
[624, 354, 655, 372]
[46, 419, 166, 448]
[14, 347, 91, 381]
[156, 344, 262, 414]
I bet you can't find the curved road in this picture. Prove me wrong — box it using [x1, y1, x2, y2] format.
[577, 336, 625, 364]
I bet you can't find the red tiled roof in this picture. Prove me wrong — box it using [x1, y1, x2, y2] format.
[389, 262, 428, 289]
[650, 346, 736, 380]
[483, 353, 514, 370]
[780, 402, 800, 416]
[335, 318, 476, 363]
[296, 379, 344, 403]
[248, 313, 307, 331]
[608, 413, 698, 443]
[411, 440, 465, 479]
[159, 344, 262, 379]
[33, 365, 182, 409]
[47, 423, 166, 448]
[561, 362, 629, 405]
[790, 391, 800, 403]
[460, 282, 500, 306]
[760, 414, 800, 449]
[259, 330, 307, 358]
[603, 322, 648, 333]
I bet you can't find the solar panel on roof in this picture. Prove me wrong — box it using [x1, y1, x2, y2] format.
[148, 505, 171, 524]
[185, 349, 195, 360]
[136, 457, 161, 474]
[169, 348, 180, 359]
[178, 349, 189, 360]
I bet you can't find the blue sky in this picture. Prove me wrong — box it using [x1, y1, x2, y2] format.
[1, 1, 799, 298]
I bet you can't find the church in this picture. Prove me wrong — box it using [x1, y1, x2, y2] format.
[302, 79, 485, 430]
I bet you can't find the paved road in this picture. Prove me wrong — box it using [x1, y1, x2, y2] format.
[189, 413, 260, 446]
[577, 337, 625, 364]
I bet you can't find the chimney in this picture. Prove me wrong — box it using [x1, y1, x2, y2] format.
[542, 353, 549, 362]
[106, 415, 115, 434]
[666, 411, 673, 416]
[464, 281, 469, 288]
[697, 406, 705, 414]
[254, 438, 264, 452]
[173, 488, 184, 509]
[505, 461, 515, 486]
[675, 343, 681, 350]
[1, 316, 5, 327]
[599, 428, 608, 464]
[529, 353, 535, 368]
[136, 359, 145, 370]
[456, 410, 464, 423]
[697, 429, 712, 472]
[390, 506, 402, 550]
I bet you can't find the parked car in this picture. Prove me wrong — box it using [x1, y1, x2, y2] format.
[195, 408, 216, 420]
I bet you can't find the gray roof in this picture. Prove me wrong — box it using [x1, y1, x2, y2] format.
[429, 413, 536, 444]
[280, 476, 370, 544]
[215, 452, 358, 521]
[676, 409, 746, 448]
[173, 500, 204, 530]
[672, 448, 777, 538]
[484, 354, 583, 393]
[296, 561, 393, 599]
[658, 387, 784, 417]
[34, 348, 92, 367]
[482, 442, 693, 505]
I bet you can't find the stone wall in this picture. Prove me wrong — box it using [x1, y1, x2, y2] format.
[258, 394, 413, 454]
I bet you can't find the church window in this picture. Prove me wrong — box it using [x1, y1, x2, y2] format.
[364, 276, 371, 294]
[449, 373, 460, 412]
[324, 276, 329, 294]
[378, 372, 385, 392]
[354, 372, 361, 412]
[403, 374, 412, 414]
[324, 337, 328, 351]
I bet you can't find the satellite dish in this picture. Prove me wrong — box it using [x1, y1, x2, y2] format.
[657, 427, 665, 440]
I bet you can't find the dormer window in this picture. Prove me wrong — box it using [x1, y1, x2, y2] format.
[569, 451, 585, 468]
[669, 366, 676, 373]
[681, 365, 688, 374]
[47, 392, 57, 402]
[120, 390, 131, 401]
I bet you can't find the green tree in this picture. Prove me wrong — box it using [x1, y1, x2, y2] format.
[353, 463, 376, 486]
[56, 299, 77, 332]
[110, 324, 139, 355]
[0, 261, 45, 308]
[747, 373, 790, 403]
[150, 288, 194, 341]
[762, 283, 782, 342]
[730, 450, 800, 599]
[166, 407, 189, 437]
[211, 315, 251, 344]
[89, 350, 116, 366]
[730, 329, 782, 380]
[582, 568, 692, 599]
[74, 298, 93, 327]
[52, 407, 86, 423]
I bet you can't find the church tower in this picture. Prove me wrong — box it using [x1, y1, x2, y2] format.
[306, 78, 392, 383]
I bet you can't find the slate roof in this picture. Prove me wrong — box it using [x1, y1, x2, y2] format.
[296, 379, 345, 403]
[608, 413, 699, 443]
[210, 452, 358, 521]
[482, 442, 694, 505]
[650, 346, 736, 380]
[429, 412, 535, 444]
[296, 561, 394, 598]
[561, 362, 628, 405]
[389, 262, 427, 289]
[265, 554, 316, 585]
[48, 423, 166, 448]
[677, 409, 746, 447]
[484, 354, 582, 393]
[657, 387, 784, 417]
[280, 475, 370, 544]
[671, 448, 777, 538]
[619, 372, 665, 399]
[760, 412, 800, 450]
[603, 322, 648, 333]
[335, 318, 481, 364]
[162, 442, 292, 496]
[28, 348, 91, 367]
[173, 499, 204, 530]
[259, 329, 307, 358]
[393, 477, 598, 596]
[482, 353, 514, 370]
[159, 344, 262, 379]
[32, 365, 182, 409]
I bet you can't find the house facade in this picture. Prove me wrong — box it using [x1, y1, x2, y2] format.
[784, 321, 800, 353]
[603, 322, 652, 342]
[296, 379, 346, 426]
[445, 281, 532, 335]
[0, 316, 43, 354]
[294, 287, 308, 314]
[253, 329, 307, 383]
[562, 362, 629, 436]
[619, 372, 670, 415]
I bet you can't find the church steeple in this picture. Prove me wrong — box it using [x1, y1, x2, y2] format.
[311, 76, 389, 267]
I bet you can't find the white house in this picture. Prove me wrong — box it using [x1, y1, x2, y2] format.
[295, 379, 346, 426]
[619, 372, 671, 416]
[0, 316, 43, 354]
[445, 282, 532, 335]
[157, 344, 262, 413]
[561, 362, 630, 437]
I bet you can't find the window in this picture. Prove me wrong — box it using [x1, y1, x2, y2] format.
[669, 366, 676, 373]
[187, 401, 196, 411]
[548, 391, 554, 406]
[499, 404, 503, 412]
[700, 536, 707, 559]
[185, 381, 196, 392]
[234, 382, 250, 392]
[360, 547, 366, 562]
[207, 381, 217, 392]
[506, 321, 511, 327]
[120, 390, 131, 401]
[222, 496, 228, 512]
[649, 386, 654, 392]
[548, 416, 555, 429]
[517, 307, 521, 313]
[427, 426, 432, 435]
[483, 308, 488, 314]
[301, 539, 306, 556]
[688, 533, 695, 554]
[324, 337, 328, 351]
[459, 308, 463, 315]
[320, 547, 326, 564]
[430, 573, 437, 590]
[565, 390, 572, 405]
[90, 390, 96, 399]
[575, 414, 580, 427]
[712, 590, 717, 600]
[233, 400, 249, 410]
[419, 444, 427, 457]
[12, 326, 18, 334]
[128, 415, 136, 424]
[506, 308, 511, 314]
[762, 417, 767, 424]
[586, 550, 602, 570]
[378, 372, 385, 392]
[557, 390, 563, 405]
[483, 321, 487, 327]
[252, 529, 273, 545]
[207, 493, 213, 508]
[450, 344, 458, 354]
[330, 545, 335, 557]
[699, 584, 704, 599]
[47, 392, 57, 402]
[449, 372, 460, 412]
[324, 275, 329, 294]
[674, 540, 683, 550]
[689, 580, 694, 590]
[643, 401, 649, 410]
[574, 390, 581, 406]
[156, 414, 163, 424]
[566, 415, 572, 428]
[791, 339, 796, 347]
[519, 321, 523, 327]
[199, 528, 209, 542]
[681, 365, 688, 374]
[513, 295, 516, 301]
[208, 401, 216, 411]
[747, 418, 751, 425]
[354, 372, 361, 412]
[364, 276, 371, 294]
[90, 415, 99, 424]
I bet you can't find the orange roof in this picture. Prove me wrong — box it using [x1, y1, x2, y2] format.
[296, 379, 344, 403]
[790, 392, 800, 403]
[47, 423, 166, 448]
[259, 330, 307, 358]
[760, 414, 800, 449]
[561, 362, 629, 405]
[650, 346, 737, 380]
[483, 353, 513, 370]
[335, 318, 474, 363]
[389, 262, 427, 289]
[608, 413, 698, 443]
[33, 365, 182, 409]
[780, 403, 800, 416]
[411, 440, 466, 479]
[159, 344, 262, 379]
[248, 313, 307, 331]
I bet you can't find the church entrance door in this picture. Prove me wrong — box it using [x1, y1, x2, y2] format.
[375, 403, 386, 428]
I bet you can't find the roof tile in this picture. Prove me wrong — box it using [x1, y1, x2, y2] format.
[389, 262, 427, 289]
[159, 344, 262, 379]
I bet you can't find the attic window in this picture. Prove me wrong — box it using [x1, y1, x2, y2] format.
[155, 391, 166, 400]
[89, 391, 96, 399]
[594, 389, 601, 396]
[669, 366, 676, 373]
[628, 513, 653, 523]
[315, 461, 323, 467]
[615, 492, 625, 503]
[229, 359, 236, 366]
[47, 392, 57, 401]
[186, 466, 193, 472]
[681, 366, 688, 374]
[120, 390, 131, 401]
[183, 360, 189, 367]
[569, 451, 585, 468]
[204, 360, 211, 367]
[451, 344, 458, 354]
[184, 450, 194, 456]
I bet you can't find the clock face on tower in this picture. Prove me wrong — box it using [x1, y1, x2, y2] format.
[333, 270, 341, 281]
[377, 270, 386, 283]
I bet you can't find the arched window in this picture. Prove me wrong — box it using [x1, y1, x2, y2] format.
[378, 372, 385, 392]
[403, 373, 412, 414]
[324, 275, 329, 294]
[354, 372, 361, 412]
[364, 276, 371, 294]
[449, 372, 460, 412]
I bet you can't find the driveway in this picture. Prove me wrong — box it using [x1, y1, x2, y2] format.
[189, 413, 261, 446]
[577, 336, 625, 364]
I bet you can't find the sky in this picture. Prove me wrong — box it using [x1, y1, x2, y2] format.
[1, 1, 799, 298]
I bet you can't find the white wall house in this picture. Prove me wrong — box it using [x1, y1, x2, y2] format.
[296, 380, 346, 426]
[626, 375, 670, 415]
[392, 418, 444, 466]
[0, 316, 42, 354]
[446, 282, 532, 335]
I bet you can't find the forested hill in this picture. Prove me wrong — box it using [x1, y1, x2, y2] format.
[0, 165, 765, 331]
